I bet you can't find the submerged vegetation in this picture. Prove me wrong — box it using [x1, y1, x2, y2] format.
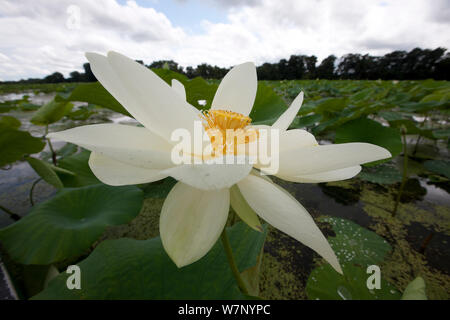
[0, 69, 448, 300]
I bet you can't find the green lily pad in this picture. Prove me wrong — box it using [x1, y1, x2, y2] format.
[335, 117, 402, 160]
[358, 164, 402, 185]
[424, 160, 450, 179]
[389, 119, 434, 139]
[19, 103, 41, 112]
[311, 117, 341, 134]
[31, 100, 74, 125]
[56, 149, 101, 187]
[399, 101, 444, 113]
[251, 83, 288, 125]
[26, 157, 64, 189]
[0, 102, 14, 113]
[432, 128, 450, 139]
[306, 264, 401, 300]
[0, 116, 21, 129]
[65, 104, 97, 121]
[378, 111, 404, 122]
[153, 68, 218, 110]
[292, 114, 322, 129]
[41, 143, 78, 163]
[314, 97, 349, 114]
[0, 124, 45, 167]
[0, 184, 144, 265]
[319, 217, 392, 266]
[62, 82, 130, 116]
[33, 222, 267, 299]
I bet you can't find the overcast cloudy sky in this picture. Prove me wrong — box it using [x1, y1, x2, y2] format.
[0, 0, 449, 81]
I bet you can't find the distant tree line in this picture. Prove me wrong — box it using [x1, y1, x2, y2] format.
[2, 47, 449, 84]
[256, 47, 449, 80]
[1, 63, 98, 85]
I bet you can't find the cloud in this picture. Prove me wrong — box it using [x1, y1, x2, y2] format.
[0, 0, 449, 80]
[0, 0, 185, 80]
[427, 0, 450, 23]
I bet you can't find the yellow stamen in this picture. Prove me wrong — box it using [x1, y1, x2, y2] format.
[200, 109, 252, 131]
[200, 109, 258, 156]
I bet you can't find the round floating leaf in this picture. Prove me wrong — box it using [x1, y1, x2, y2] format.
[26, 157, 64, 189]
[30, 100, 74, 125]
[0, 184, 144, 265]
[0, 102, 14, 113]
[33, 222, 267, 299]
[41, 143, 78, 163]
[378, 111, 404, 122]
[314, 97, 348, 114]
[389, 119, 434, 139]
[65, 105, 97, 121]
[0, 124, 45, 167]
[153, 68, 218, 109]
[432, 128, 450, 139]
[62, 82, 130, 116]
[424, 160, 450, 179]
[306, 264, 401, 300]
[56, 149, 101, 187]
[335, 117, 402, 160]
[320, 217, 392, 266]
[292, 114, 322, 129]
[0, 116, 21, 129]
[420, 90, 450, 104]
[349, 88, 374, 102]
[399, 101, 444, 113]
[401, 277, 427, 300]
[19, 103, 41, 112]
[251, 83, 288, 125]
[358, 164, 402, 185]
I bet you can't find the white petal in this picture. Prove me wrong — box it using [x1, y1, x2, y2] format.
[86, 52, 160, 135]
[160, 182, 230, 267]
[48, 124, 173, 169]
[279, 129, 318, 151]
[89, 152, 168, 186]
[278, 166, 361, 183]
[272, 92, 304, 131]
[171, 79, 202, 115]
[106, 51, 199, 142]
[253, 127, 317, 174]
[237, 175, 342, 274]
[162, 157, 252, 190]
[211, 62, 257, 116]
[230, 185, 262, 232]
[171, 79, 186, 101]
[277, 143, 391, 176]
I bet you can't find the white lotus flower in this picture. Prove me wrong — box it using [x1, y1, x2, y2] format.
[48, 51, 391, 274]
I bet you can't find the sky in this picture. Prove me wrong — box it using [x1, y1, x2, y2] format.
[0, 0, 449, 81]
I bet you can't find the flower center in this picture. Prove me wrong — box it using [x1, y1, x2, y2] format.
[200, 109, 252, 131]
[200, 109, 258, 156]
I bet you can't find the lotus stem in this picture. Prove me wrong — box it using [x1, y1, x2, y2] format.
[45, 125, 57, 165]
[0, 204, 21, 221]
[220, 227, 249, 295]
[393, 128, 408, 217]
[29, 178, 42, 206]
